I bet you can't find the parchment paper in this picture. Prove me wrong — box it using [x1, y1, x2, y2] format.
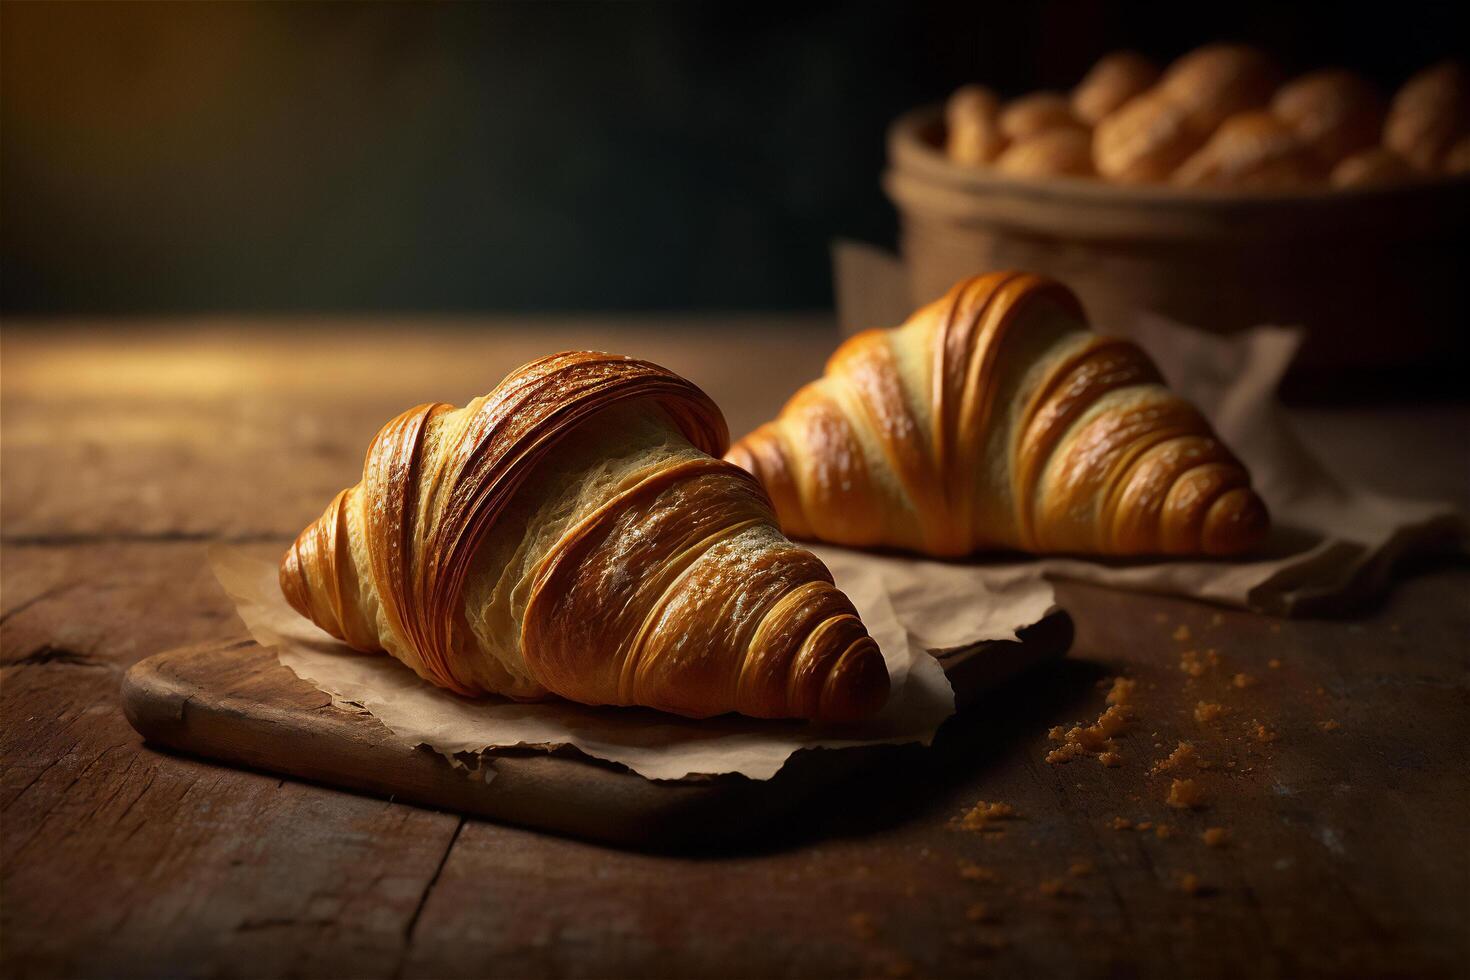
[210, 546, 1056, 781]
[833, 242, 1467, 615]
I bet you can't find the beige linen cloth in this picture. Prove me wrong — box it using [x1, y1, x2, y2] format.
[833, 242, 1467, 615]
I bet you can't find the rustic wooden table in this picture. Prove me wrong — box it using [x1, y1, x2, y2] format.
[3, 320, 1467, 980]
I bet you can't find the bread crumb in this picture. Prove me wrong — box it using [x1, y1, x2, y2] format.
[1268, 659, 1281, 669]
[848, 911, 877, 940]
[1105, 677, 1137, 706]
[1173, 625, 1192, 642]
[1045, 704, 1131, 765]
[1151, 741, 1197, 775]
[1155, 824, 1176, 840]
[1232, 673, 1256, 689]
[1099, 750, 1124, 768]
[1069, 860, 1095, 877]
[1047, 725, 1066, 742]
[1094, 704, 1131, 737]
[1110, 817, 1133, 831]
[1167, 778, 1205, 809]
[1176, 872, 1205, 896]
[954, 801, 1016, 832]
[1319, 719, 1341, 732]
[957, 861, 999, 883]
[1045, 742, 1087, 765]
[1038, 878, 1080, 899]
[1194, 701, 1225, 724]
[1135, 821, 1153, 831]
[1178, 651, 1204, 677]
[1202, 827, 1230, 848]
[1251, 721, 1278, 743]
[964, 902, 997, 923]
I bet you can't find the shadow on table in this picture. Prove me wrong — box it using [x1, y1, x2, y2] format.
[658, 653, 1109, 859]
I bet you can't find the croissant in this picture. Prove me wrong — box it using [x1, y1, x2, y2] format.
[280, 352, 890, 723]
[726, 273, 1269, 559]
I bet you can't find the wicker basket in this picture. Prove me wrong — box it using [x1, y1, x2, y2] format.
[883, 106, 1470, 391]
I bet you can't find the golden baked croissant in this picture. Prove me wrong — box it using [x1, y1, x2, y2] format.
[280, 352, 889, 723]
[726, 273, 1269, 559]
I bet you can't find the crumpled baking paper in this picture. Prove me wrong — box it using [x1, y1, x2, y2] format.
[833, 242, 1467, 615]
[209, 545, 1056, 781]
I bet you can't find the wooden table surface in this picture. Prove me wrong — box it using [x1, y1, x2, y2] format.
[3, 319, 1467, 980]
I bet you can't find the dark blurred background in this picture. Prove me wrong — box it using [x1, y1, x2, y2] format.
[3, 0, 1466, 315]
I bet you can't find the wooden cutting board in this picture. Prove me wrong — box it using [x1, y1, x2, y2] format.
[122, 613, 1072, 848]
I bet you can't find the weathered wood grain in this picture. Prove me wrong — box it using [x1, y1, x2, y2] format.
[0, 319, 837, 539]
[2, 323, 1466, 979]
[1, 546, 463, 980]
[118, 609, 1072, 849]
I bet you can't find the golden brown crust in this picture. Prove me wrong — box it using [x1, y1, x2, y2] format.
[1172, 111, 1323, 189]
[1330, 147, 1415, 188]
[995, 128, 1096, 178]
[1072, 52, 1159, 126]
[945, 84, 1006, 166]
[1384, 61, 1470, 172]
[1270, 70, 1384, 167]
[281, 352, 889, 722]
[1444, 135, 1470, 176]
[1157, 44, 1280, 132]
[1093, 92, 1209, 184]
[998, 92, 1083, 143]
[726, 273, 1269, 558]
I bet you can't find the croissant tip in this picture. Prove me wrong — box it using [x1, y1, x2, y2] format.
[1202, 487, 1271, 556]
[816, 638, 891, 724]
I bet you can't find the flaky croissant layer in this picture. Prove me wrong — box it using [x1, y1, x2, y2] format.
[281, 352, 889, 723]
[727, 272, 1269, 559]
